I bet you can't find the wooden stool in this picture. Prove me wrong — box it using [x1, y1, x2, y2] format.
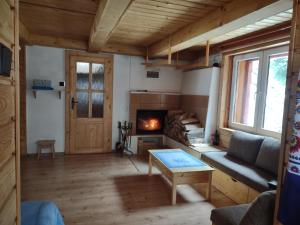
[36, 140, 56, 160]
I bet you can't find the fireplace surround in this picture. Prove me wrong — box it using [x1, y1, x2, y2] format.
[136, 109, 167, 135]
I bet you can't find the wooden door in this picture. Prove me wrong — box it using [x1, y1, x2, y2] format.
[66, 52, 113, 154]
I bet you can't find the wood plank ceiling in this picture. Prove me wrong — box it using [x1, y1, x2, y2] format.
[19, 0, 293, 57]
[20, 0, 98, 41]
[106, 0, 232, 46]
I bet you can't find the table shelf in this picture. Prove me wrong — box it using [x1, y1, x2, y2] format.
[32, 89, 62, 99]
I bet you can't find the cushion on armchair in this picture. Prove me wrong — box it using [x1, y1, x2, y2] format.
[211, 204, 250, 225]
[227, 131, 264, 164]
[240, 191, 276, 225]
[255, 137, 280, 175]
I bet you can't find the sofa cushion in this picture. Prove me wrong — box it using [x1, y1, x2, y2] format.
[201, 152, 276, 192]
[228, 131, 264, 164]
[255, 137, 280, 175]
[211, 204, 250, 225]
[240, 191, 276, 225]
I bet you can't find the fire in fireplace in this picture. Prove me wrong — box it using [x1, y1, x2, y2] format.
[136, 110, 167, 135]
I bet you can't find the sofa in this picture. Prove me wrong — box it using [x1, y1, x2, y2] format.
[211, 191, 276, 225]
[201, 131, 280, 194]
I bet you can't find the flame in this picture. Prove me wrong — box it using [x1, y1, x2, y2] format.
[139, 118, 161, 131]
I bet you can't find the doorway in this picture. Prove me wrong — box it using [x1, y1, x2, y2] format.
[65, 51, 113, 154]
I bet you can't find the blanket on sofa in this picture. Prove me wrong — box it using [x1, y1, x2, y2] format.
[21, 201, 64, 225]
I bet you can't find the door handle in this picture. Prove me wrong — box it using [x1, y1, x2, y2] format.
[71, 97, 78, 110]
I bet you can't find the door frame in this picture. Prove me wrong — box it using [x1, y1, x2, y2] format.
[65, 51, 113, 154]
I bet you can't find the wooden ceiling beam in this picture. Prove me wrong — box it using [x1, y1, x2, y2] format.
[148, 0, 293, 57]
[19, 21, 30, 42]
[19, 21, 145, 56]
[89, 0, 132, 51]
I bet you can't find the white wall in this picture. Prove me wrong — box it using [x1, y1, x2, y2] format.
[26, 46, 183, 153]
[26, 46, 65, 153]
[112, 55, 131, 149]
[181, 67, 220, 142]
[129, 57, 182, 92]
[181, 68, 213, 95]
[205, 67, 220, 142]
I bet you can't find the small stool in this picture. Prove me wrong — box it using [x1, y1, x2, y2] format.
[36, 140, 56, 160]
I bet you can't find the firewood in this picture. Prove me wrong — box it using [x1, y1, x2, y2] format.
[164, 110, 204, 146]
[181, 118, 199, 125]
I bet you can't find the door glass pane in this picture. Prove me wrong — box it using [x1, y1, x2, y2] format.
[263, 53, 288, 133]
[233, 58, 259, 126]
[76, 62, 89, 89]
[77, 92, 89, 118]
[92, 92, 104, 118]
[92, 63, 104, 90]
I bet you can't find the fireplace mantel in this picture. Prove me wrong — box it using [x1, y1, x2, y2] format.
[129, 90, 181, 95]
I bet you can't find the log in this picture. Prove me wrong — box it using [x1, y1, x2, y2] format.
[164, 111, 204, 146]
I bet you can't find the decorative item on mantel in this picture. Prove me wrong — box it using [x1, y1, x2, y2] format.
[32, 79, 62, 99]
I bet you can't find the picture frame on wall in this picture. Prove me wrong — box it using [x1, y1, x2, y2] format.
[0, 43, 12, 77]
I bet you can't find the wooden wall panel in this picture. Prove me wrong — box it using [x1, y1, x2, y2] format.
[0, 0, 20, 225]
[0, 157, 16, 209]
[0, 121, 15, 169]
[180, 95, 209, 127]
[0, 0, 14, 48]
[219, 128, 234, 148]
[0, 84, 14, 125]
[0, 191, 17, 225]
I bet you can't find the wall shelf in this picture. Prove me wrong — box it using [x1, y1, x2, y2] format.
[32, 89, 62, 99]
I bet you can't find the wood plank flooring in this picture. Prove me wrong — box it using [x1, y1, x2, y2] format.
[21, 154, 235, 225]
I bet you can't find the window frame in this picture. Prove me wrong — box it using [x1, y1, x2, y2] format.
[229, 45, 289, 138]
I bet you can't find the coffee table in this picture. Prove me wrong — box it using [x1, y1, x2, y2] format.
[148, 149, 214, 205]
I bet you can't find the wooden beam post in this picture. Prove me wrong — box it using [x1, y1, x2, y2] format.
[148, 0, 293, 57]
[168, 37, 172, 64]
[89, 0, 132, 51]
[146, 47, 149, 63]
[205, 40, 210, 67]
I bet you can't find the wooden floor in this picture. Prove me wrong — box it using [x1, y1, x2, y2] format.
[21, 153, 235, 225]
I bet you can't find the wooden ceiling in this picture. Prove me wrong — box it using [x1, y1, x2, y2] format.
[209, 9, 293, 45]
[20, 0, 98, 41]
[106, 0, 232, 47]
[19, 0, 293, 57]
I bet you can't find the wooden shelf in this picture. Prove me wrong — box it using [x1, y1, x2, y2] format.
[176, 63, 209, 72]
[141, 62, 178, 68]
[32, 89, 62, 99]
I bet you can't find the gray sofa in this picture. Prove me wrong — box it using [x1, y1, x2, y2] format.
[201, 131, 280, 192]
[211, 191, 276, 225]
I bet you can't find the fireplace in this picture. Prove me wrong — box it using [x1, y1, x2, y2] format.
[136, 110, 167, 135]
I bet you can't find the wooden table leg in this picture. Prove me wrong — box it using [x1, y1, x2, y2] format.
[207, 171, 212, 201]
[148, 154, 152, 176]
[172, 176, 177, 205]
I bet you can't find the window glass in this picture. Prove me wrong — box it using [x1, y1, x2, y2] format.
[92, 92, 104, 118]
[76, 62, 89, 89]
[233, 58, 259, 127]
[92, 63, 104, 90]
[263, 53, 288, 133]
[229, 46, 288, 136]
[76, 92, 89, 118]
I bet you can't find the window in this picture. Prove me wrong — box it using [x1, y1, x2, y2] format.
[229, 46, 288, 137]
